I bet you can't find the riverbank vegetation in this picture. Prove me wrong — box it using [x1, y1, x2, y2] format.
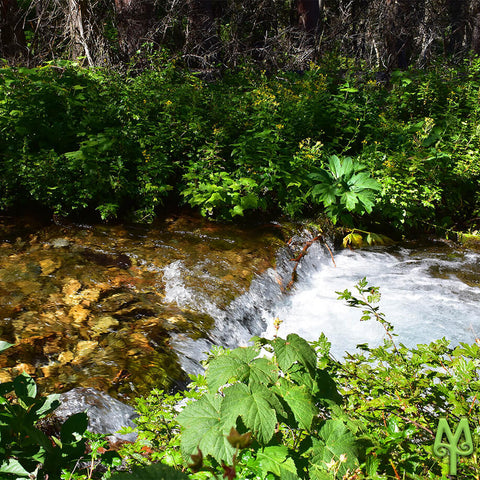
[2, 279, 480, 479]
[1, 56, 480, 235]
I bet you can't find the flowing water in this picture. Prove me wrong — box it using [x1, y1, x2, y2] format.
[166, 233, 480, 370]
[1, 215, 480, 401]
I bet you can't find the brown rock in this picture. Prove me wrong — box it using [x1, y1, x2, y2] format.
[74, 341, 98, 361]
[0, 369, 12, 382]
[58, 351, 74, 364]
[91, 316, 119, 336]
[63, 279, 82, 297]
[13, 363, 36, 375]
[69, 305, 89, 325]
[39, 258, 62, 276]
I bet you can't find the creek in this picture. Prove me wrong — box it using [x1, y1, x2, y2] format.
[0, 215, 479, 403]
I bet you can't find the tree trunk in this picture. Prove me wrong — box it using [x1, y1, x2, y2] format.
[0, 0, 27, 60]
[114, 0, 155, 58]
[447, 0, 466, 55]
[383, 0, 417, 69]
[67, 0, 93, 65]
[472, 2, 480, 54]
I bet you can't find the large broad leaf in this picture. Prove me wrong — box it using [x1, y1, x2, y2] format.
[274, 378, 316, 430]
[206, 347, 257, 391]
[312, 183, 338, 206]
[348, 172, 381, 191]
[206, 347, 277, 391]
[177, 393, 236, 463]
[221, 383, 278, 445]
[340, 191, 359, 211]
[257, 446, 300, 479]
[309, 419, 359, 479]
[328, 155, 343, 179]
[356, 190, 376, 213]
[273, 334, 317, 374]
[338, 156, 354, 179]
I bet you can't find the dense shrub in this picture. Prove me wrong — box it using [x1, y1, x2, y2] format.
[1, 57, 480, 230]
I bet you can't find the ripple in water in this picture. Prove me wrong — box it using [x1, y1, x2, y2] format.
[163, 239, 480, 371]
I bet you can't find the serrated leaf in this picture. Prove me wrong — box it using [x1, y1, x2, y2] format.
[240, 193, 259, 209]
[177, 394, 236, 462]
[257, 445, 300, 478]
[312, 183, 337, 206]
[247, 357, 278, 387]
[341, 191, 358, 211]
[275, 379, 316, 430]
[222, 383, 277, 444]
[310, 420, 359, 477]
[273, 334, 317, 374]
[206, 347, 259, 391]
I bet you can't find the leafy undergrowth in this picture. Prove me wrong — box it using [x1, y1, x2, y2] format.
[2, 56, 480, 231]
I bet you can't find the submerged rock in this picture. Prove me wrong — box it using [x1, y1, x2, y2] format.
[54, 387, 138, 442]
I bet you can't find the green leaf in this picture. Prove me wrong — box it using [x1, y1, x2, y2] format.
[310, 420, 359, 477]
[341, 191, 358, 211]
[247, 358, 278, 387]
[273, 334, 317, 374]
[275, 378, 316, 430]
[13, 373, 37, 400]
[206, 347, 259, 391]
[0, 341, 13, 354]
[36, 393, 60, 417]
[60, 412, 88, 444]
[177, 393, 236, 462]
[328, 155, 343, 179]
[257, 446, 300, 479]
[112, 462, 190, 479]
[231, 205, 244, 216]
[222, 383, 277, 445]
[312, 183, 338, 206]
[0, 458, 31, 477]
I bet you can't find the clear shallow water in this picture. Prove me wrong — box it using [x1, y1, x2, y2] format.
[165, 238, 480, 370]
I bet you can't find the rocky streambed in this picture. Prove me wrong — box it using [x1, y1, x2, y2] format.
[0, 213, 286, 401]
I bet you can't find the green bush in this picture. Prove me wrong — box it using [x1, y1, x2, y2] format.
[2, 57, 480, 229]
